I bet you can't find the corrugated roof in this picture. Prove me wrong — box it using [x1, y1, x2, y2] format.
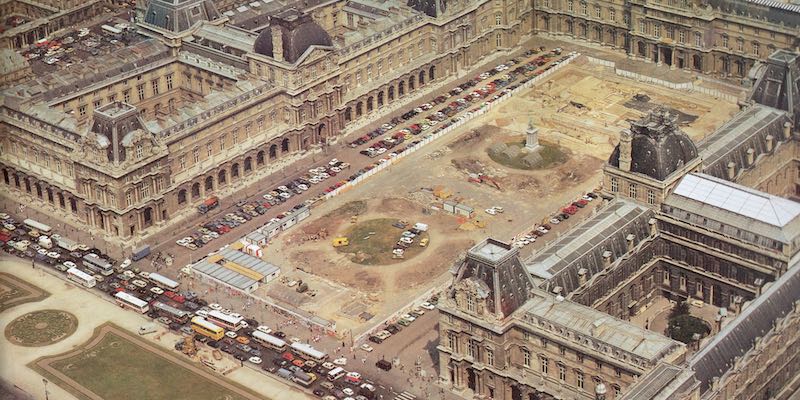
[191, 260, 257, 290]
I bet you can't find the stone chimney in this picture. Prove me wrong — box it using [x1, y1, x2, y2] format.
[618, 130, 633, 171]
[727, 161, 736, 180]
[648, 218, 657, 236]
[602, 250, 613, 268]
[578, 268, 588, 285]
[746, 148, 755, 166]
[766, 134, 775, 152]
[271, 25, 284, 62]
[784, 121, 792, 140]
[626, 234, 636, 252]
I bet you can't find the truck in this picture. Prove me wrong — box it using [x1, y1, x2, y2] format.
[131, 244, 151, 261]
[198, 196, 219, 214]
[138, 324, 157, 335]
[38, 235, 53, 249]
[55, 236, 79, 252]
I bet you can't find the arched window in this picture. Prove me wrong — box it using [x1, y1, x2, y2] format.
[257, 150, 266, 165]
[269, 145, 277, 159]
[191, 182, 200, 198]
[178, 189, 187, 204]
[204, 176, 214, 191]
[281, 138, 290, 152]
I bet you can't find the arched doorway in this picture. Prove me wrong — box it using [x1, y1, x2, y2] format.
[356, 102, 363, 117]
[409, 76, 415, 91]
[178, 189, 187, 204]
[388, 87, 395, 101]
[367, 96, 374, 112]
[377, 92, 384, 107]
[58, 192, 65, 208]
[191, 182, 200, 198]
[345, 107, 352, 122]
[317, 123, 326, 140]
[257, 150, 266, 165]
[281, 138, 290, 153]
[418, 70, 425, 85]
[302, 136, 310, 150]
[231, 163, 240, 179]
[204, 176, 214, 191]
[692, 54, 703, 70]
[399, 81, 405, 96]
[244, 157, 252, 172]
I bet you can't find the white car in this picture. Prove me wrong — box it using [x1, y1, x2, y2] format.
[485, 208, 497, 215]
[123, 270, 136, 279]
[64, 261, 77, 269]
[549, 218, 561, 225]
[37, 248, 48, 255]
[225, 331, 237, 339]
[582, 195, 594, 201]
[342, 388, 355, 396]
[132, 279, 147, 288]
[401, 231, 415, 238]
[333, 357, 348, 366]
[46, 251, 60, 259]
[263, 194, 274, 200]
[150, 287, 164, 295]
[401, 314, 416, 322]
[277, 185, 289, 192]
[420, 302, 436, 310]
[140, 271, 151, 279]
[492, 206, 504, 213]
[360, 343, 374, 352]
[3, 223, 14, 231]
[257, 325, 272, 334]
[209, 303, 222, 311]
[537, 226, 549, 234]
[120, 259, 132, 269]
[196, 309, 208, 317]
[328, 158, 339, 166]
[249, 356, 262, 364]
[392, 249, 405, 255]
[399, 237, 413, 244]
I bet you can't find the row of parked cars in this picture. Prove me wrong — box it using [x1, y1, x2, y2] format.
[513, 193, 598, 248]
[368, 299, 437, 344]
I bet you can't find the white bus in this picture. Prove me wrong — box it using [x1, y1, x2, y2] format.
[252, 330, 287, 351]
[152, 301, 189, 324]
[327, 367, 346, 381]
[207, 310, 244, 331]
[291, 342, 328, 362]
[148, 272, 180, 291]
[114, 291, 150, 313]
[101, 24, 122, 34]
[23, 218, 52, 234]
[66, 267, 96, 288]
[82, 253, 114, 276]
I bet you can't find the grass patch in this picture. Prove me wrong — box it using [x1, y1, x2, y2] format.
[487, 140, 568, 170]
[47, 331, 252, 400]
[0, 272, 50, 312]
[5, 310, 77, 347]
[667, 302, 711, 344]
[328, 200, 368, 218]
[335, 218, 429, 265]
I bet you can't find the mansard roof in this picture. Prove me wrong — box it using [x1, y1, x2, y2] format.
[516, 291, 683, 363]
[690, 255, 800, 391]
[451, 239, 535, 319]
[525, 200, 654, 294]
[699, 105, 789, 181]
[747, 50, 800, 121]
[143, 0, 222, 33]
[664, 173, 800, 244]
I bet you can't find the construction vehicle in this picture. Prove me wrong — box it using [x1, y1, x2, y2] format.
[419, 238, 429, 247]
[332, 237, 350, 247]
[433, 185, 453, 199]
[478, 175, 502, 191]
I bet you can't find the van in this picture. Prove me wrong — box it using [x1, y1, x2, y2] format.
[276, 368, 293, 380]
[327, 367, 346, 381]
[138, 324, 157, 335]
[38, 236, 53, 249]
[375, 359, 392, 371]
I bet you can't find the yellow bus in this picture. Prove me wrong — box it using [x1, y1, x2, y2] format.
[191, 316, 224, 341]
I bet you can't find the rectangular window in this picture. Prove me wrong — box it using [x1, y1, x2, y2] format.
[639, 20, 646, 33]
[577, 370, 585, 389]
[141, 182, 150, 199]
[448, 332, 456, 350]
[151, 79, 160, 95]
[166, 74, 174, 90]
[193, 148, 200, 163]
[629, 183, 637, 198]
[137, 84, 145, 101]
[496, 33, 502, 47]
[581, 2, 587, 15]
[559, 364, 566, 381]
[135, 144, 144, 159]
[486, 349, 494, 366]
[232, 130, 239, 145]
[595, 6, 601, 18]
[609, 8, 615, 21]
[654, 24, 660, 37]
[219, 135, 226, 151]
[79, 105, 87, 116]
[108, 94, 116, 103]
[680, 274, 687, 290]
[753, 42, 759, 56]
[180, 155, 186, 170]
[610, 176, 619, 192]
[722, 35, 729, 48]
[695, 32, 702, 47]
[679, 30, 686, 43]
[206, 143, 213, 157]
[126, 191, 133, 206]
[540, 356, 549, 374]
[123, 90, 131, 103]
[522, 349, 531, 367]
[567, 0, 573, 11]
[647, 190, 656, 205]
[664, 269, 671, 284]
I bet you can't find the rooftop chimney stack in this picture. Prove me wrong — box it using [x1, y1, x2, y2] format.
[766, 134, 775, 152]
[618, 130, 633, 171]
[271, 24, 284, 62]
[784, 121, 792, 140]
[746, 148, 755, 167]
[727, 161, 736, 180]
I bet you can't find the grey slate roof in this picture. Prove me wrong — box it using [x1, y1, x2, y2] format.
[525, 200, 654, 294]
[253, 9, 333, 64]
[664, 173, 800, 245]
[690, 254, 800, 391]
[143, 0, 222, 33]
[748, 50, 800, 122]
[709, 0, 800, 28]
[619, 362, 686, 400]
[452, 239, 535, 319]
[608, 109, 699, 181]
[699, 105, 789, 181]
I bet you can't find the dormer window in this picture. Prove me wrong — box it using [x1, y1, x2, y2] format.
[466, 293, 476, 312]
[135, 144, 144, 160]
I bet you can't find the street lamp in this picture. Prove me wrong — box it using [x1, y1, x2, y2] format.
[42, 378, 50, 400]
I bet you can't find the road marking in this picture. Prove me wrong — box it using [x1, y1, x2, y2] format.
[394, 391, 416, 400]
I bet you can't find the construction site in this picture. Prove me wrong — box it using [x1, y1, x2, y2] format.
[256, 56, 741, 336]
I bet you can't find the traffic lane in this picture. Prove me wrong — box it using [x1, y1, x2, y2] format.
[148, 45, 550, 263]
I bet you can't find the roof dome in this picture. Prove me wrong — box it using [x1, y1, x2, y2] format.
[608, 108, 698, 181]
[253, 10, 332, 64]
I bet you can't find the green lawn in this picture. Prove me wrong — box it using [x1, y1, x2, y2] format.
[49, 332, 252, 400]
[5, 310, 77, 347]
[488, 140, 568, 170]
[336, 218, 429, 265]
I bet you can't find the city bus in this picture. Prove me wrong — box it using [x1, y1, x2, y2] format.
[252, 330, 287, 352]
[82, 253, 114, 276]
[148, 272, 180, 291]
[114, 291, 150, 313]
[23, 219, 52, 234]
[206, 310, 244, 331]
[191, 316, 225, 341]
[152, 301, 189, 324]
[66, 267, 96, 288]
[290, 342, 328, 362]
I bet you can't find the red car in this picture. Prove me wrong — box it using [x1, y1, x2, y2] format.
[562, 206, 578, 215]
[282, 351, 295, 361]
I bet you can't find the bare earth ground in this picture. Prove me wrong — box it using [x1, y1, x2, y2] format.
[258, 59, 737, 337]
